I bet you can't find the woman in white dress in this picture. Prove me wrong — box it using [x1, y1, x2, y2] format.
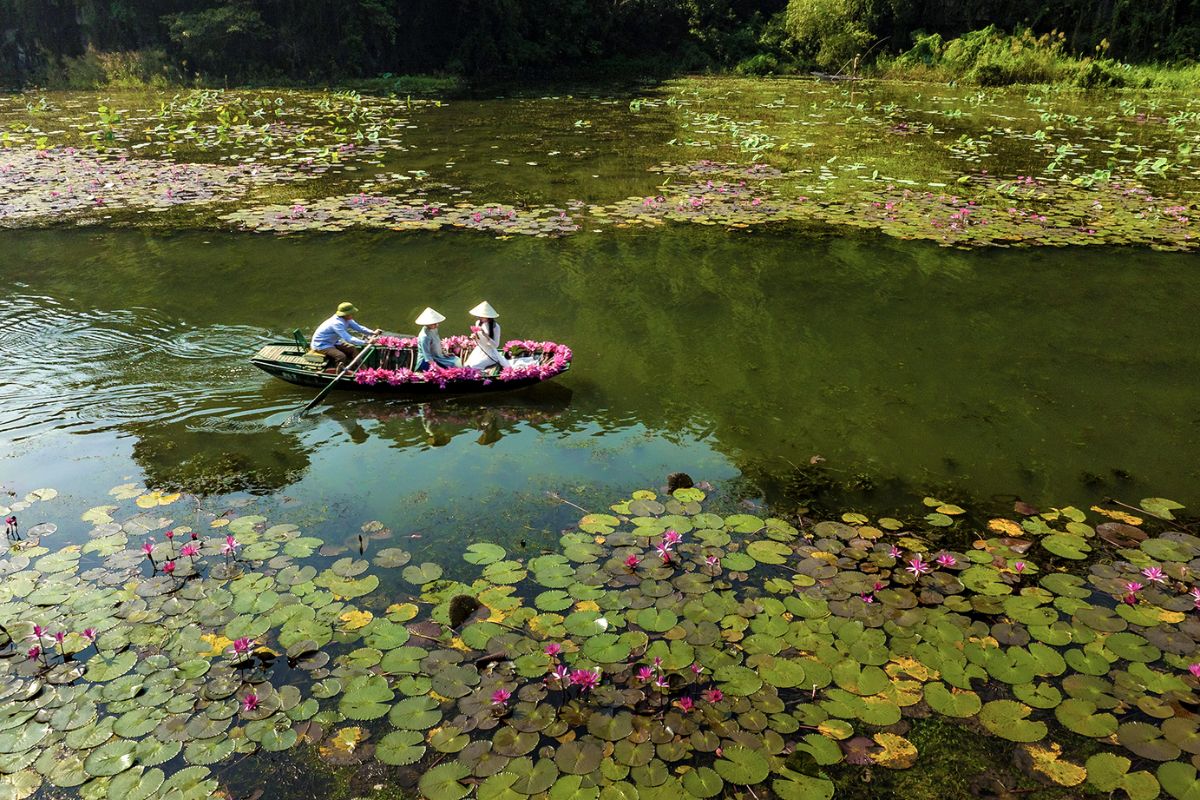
[464, 301, 510, 370]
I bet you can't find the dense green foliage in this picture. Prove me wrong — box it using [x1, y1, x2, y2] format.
[0, 0, 1198, 88]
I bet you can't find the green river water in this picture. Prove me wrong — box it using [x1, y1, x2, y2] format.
[2, 80, 1200, 800]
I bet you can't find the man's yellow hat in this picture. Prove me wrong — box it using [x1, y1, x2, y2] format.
[337, 302, 358, 317]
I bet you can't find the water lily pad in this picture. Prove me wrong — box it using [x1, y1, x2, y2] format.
[714, 745, 769, 785]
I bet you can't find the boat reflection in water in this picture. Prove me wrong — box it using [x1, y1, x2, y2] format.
[329, 384, 575, 449]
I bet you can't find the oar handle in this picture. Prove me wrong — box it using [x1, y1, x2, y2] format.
[301, 341, 376, 413]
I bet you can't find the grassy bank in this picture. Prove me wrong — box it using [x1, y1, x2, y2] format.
[869, 26, 1200, 90]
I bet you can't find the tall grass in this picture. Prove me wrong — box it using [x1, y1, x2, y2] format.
[872, 26, 1200, 90]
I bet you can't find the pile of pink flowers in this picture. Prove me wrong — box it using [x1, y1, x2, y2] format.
[354, 340, 572, 388]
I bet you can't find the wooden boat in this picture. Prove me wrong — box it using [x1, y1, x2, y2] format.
[250, 332, 572, 397]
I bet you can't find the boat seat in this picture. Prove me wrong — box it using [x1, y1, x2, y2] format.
[292, 328, 326, 363]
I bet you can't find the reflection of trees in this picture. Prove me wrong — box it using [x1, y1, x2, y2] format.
[130, 419, 312, 495]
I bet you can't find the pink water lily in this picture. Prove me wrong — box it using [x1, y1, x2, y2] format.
[1190, 587, 1200, 609]
[705, 555, 719, 567]
[1142, 566, 1167, 584]
[165, 530, 174, 540]
[906, 556, 932, 577]
[142, 541, 154, 557]
[1188, 663, 1200, 678]
[860, 593, 875, 603]
[636, 666, 654, 682]
[654, 542, 672, 560]
[241, 693, 259, 712]
[1125, 581, 1144, 594]
[221, 535, 240, 556]
[162, 560, 176, 575]
[544, 642, 562, 656]
[1014, 561, 1026, 574]
[491, 688, 512, 706]
[29, 625, 46, 641]
[180, 543, 199, 558]
[624, 554, 641, 570]
[935, 553, 957, 568]
[82, 628, 97, 641]
[888, 545, 902, 559]
[27, 645, 41, 661]
[231, 637, 255, 656]
[569, 668, 601, 693]
[547, 664, 570, 684]
[702, 688, 724, 704]
[53, 631, 65, 645]
[690, 663, 704, 675]
[662, 530, 682, 546]
[653, 674, 670, 690]
[675, 697, 695, 713]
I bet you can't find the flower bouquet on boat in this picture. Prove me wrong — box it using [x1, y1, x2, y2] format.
[250, 300, 572, 397]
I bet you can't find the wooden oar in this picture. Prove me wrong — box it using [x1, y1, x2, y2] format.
[286, 342, 376, 422]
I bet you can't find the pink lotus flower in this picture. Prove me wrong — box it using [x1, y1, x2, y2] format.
[569, 668, 601, 693]
[906, 556, 932, 577]
[222, 535, 240, 556]
[675, 697, 695, 713]
[241, 693, 259, 712]
[180, 544, 199, 558]
[82, 629, 97, 641]
[636, 666, 654, 682]
[1188, 664, 1200, 678]
[935, 553, 957, 568]
[544, 643, 562, 656]
[491, 688, 512, 706]
[1142, 566, 1167, 584]
[162, 560, 176, 575]
[702, 688, 724, 704]
[624, 554, 641, 569]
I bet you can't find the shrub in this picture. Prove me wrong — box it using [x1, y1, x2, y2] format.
[1070, 58, 1128, 88]
[736, 53, 781, 75]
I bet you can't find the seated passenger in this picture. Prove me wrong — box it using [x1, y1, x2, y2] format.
[463, 301, 510, 371]
[415, 307, 459, 370]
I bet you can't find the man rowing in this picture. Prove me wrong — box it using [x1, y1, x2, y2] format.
[310, 302, 381, 370]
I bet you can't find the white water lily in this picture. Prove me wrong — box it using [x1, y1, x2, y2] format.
[595, 616, 609, 631]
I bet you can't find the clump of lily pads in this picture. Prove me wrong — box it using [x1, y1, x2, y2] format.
[2, 482, 1200, 800]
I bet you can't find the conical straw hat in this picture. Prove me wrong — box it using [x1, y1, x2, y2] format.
[469, 301, 499, 318]
[415, 307, 446, 326]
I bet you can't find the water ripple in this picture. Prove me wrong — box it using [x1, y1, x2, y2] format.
[0, 295, 275, 439]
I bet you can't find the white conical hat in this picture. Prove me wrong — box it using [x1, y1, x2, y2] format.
[415, 307, 446, 326]
[469, 301, 499, 318]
